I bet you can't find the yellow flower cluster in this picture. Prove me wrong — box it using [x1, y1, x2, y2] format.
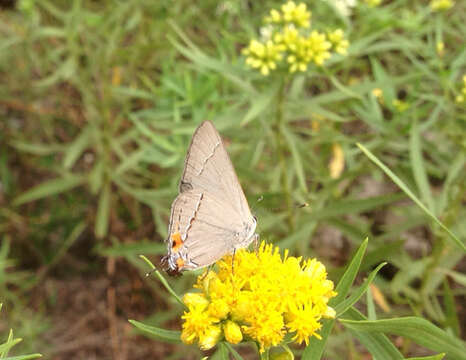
[364, 0, 382, 7]
[180, 242, 337, 352]
[430, 0, 454, 11]
[243, 1, 349, 75]
[455, 75, 466, 104]
[265, 1, 311, 28]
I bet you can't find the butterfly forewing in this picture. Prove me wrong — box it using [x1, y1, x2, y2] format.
[180, 121, 251, 220]
[164, 121, 256, 274]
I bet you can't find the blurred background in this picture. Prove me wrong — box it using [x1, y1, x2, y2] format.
[0, 0, 465, 359]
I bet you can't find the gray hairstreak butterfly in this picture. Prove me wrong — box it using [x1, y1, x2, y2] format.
[162, 121, 257, 275]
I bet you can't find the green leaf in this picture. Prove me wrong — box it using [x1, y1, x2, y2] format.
[335, 262, 386, 316]
[409, 120, 435, 213]
[13, 175, 86, 205]
[334, 238, 368, 304]
[357, 143, 465, 252]
[3, 355, 43, 360]
[95, 182, 111, 238]
[63, 126, 92, 169]
[224, 343, 244, 360]
[339, 317, 466, 360]
[281, 124, 308, 193]
[240, 84, 278, 126]
[404, 354, 445, 360]
[303, 239, 369, 359]
[128, 320, 181, 343]
[307, 193, 405, 221]
[342, 307, 404, 360]
[139, 255, 185, 307]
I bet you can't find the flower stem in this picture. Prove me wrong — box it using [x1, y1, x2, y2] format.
[274, 77, 294, 231]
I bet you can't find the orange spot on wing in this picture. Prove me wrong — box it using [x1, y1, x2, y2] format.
[171, 232, 183, 252]
[176, 258, 185, 269]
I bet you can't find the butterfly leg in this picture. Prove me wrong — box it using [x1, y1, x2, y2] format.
[200, 264, 214, 281]
[253, 233, 260, 256]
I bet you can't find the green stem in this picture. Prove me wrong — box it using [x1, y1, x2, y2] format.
[274, 77, 294, 230]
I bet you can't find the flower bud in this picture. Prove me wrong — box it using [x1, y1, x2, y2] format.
[224, 321, 243, 344]
[199, 325, 222, 350]
[182, 293, 209, 310]
[323, 306, 336, 319]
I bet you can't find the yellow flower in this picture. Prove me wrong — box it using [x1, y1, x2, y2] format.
[436, 41, 445, 57]
[327, 29, 350, 55]
[182, 293, 209, 309]
[430, 0, 454, 11]
[286, 36, 312, 73]
[223, 320, 243, 344]
[307, 31, 332, 66]
[180, 241, 337, 353]
[243, 39, 284, 76]
[281, 1, 311, 28]
[364, 0, 382, 7]
[198, 325, 222, 350]
[372, 88, 384, 104]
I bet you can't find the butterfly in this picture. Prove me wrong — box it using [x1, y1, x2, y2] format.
[162, 121, 257, 275]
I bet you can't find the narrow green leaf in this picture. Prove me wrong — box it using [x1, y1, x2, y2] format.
[342, 307, 404, 360]
[334, 238, 368, 304]
[281, 124, 308, 193]
[63, 126, 92, 169]
[303, 239, 368, 359]
[139, 255, 185, 307]
[405, 354, 445, 360]
[339, 317, 466, 360]
[3, 355, 43, 360]
[224, 343, 244, 360]
[240, 85, 277, 126]
[335, 262, 386, 316]
[410, 120, 435, 213]
[128, 320, 181, 343]
[443, 280, 460, 337]
[357, 143, 465, 252]
[13, 175, 86, 205]
[95, 183, 111, 238]
[9, 141, 63, 155]
[307, 193, 405, 221]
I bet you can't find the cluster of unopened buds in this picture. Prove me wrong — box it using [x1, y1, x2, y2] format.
[242, 1, 349, 75]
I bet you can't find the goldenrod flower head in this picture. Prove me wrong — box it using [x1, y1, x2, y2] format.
[244, 2, 348, 75]
[266, 1, 311, 28]
[180, 242, 337, 352]
[281, 1, 311, 28]
[364, 0, 382, 7]
[242, 39, 284, 76]
[430, 0, 454, 11]
[328, 29, 350, 55]
[307, 31, 332, 66]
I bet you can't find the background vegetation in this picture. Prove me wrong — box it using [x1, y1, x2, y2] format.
[0, 0, 464, 359]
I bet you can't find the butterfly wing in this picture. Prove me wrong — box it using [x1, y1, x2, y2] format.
[179, 121, 252, 221]
[163, 121, 256, 274]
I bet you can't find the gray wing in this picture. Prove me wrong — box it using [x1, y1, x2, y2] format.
[166, 189, 256, 271]
[179, 121, 252, 221]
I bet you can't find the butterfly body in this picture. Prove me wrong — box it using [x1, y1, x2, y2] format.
[162, 121, 257, 275]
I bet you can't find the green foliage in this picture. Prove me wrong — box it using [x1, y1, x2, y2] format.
[0, 0, 465, 358]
